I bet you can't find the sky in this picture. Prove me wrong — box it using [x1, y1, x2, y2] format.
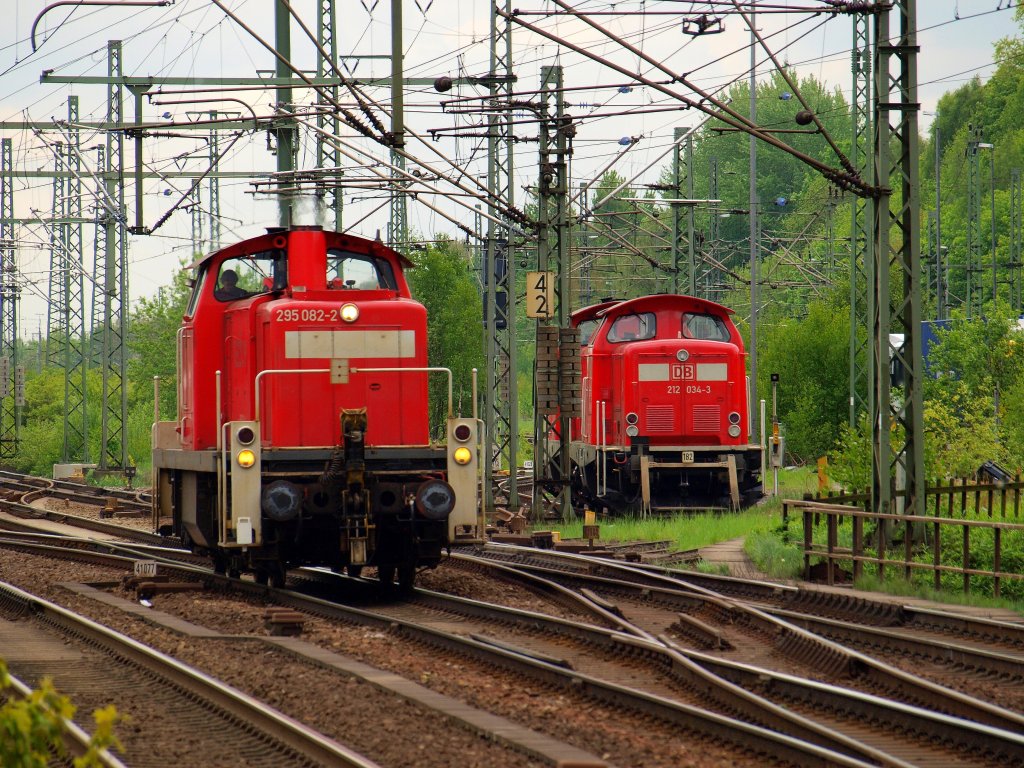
[0, 0, 1016, 336]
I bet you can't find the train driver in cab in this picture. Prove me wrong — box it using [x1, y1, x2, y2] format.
[214, 268, 247, 301]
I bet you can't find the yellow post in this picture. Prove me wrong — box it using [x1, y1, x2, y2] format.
[817, 456, 829, 496]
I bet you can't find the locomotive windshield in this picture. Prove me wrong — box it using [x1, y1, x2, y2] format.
[577, 318, 601, 346]
[214, 249, 285, 302]
[327, 249, 397, 290]
[681, 312, 731, 341]
[606, 312, 656, 343]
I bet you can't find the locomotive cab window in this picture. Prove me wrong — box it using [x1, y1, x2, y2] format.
[214, 250, 285, 302]
[577, 318, 601, 346]
[327, 249, 397, 291]
[606, 312, 656, 343]
[681, 312, 731, 342]
[185, 270, 207, 317]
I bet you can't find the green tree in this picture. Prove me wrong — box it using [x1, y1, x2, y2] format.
[406, 237, 485, 435]
[0, 658, 122, 767]
[757, 296, 852, 462]
[127, 267, 193, 421]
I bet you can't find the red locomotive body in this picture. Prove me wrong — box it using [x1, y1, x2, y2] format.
[153, 226, 479, 588]
[561, 294, 762, 512]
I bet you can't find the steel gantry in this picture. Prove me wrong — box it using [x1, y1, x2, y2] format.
[849, 12, 872, 428]
[670, 128, 697, 296]
[1012, 168, 1022, 314]
[871, 0, 925, 520]
[483, 0, 520, 516]
[532, 64, 573, 519]
[317, 0, 343, 231]
[46, 96, 88, 463]
[0, 138, 20, 460]
[98, 40, 129, 471]
[965, 124, 993, 318]
[387, 0, 408, 252]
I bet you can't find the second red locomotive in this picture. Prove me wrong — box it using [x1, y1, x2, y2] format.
[151, 225, 480, 589]
[556, 294, 762, 513]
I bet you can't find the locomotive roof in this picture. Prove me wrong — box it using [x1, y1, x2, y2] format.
[188, 226, 415, 270]
[571, 293, 733, 326]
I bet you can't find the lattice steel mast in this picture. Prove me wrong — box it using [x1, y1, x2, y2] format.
[849, 12, 872, 427]
[0, 139, 19, 460]
[98, 40, 129, 471]
[317, 0, 343, 230]
[871, 0, 925, 519]
[483, 0, 519, 514]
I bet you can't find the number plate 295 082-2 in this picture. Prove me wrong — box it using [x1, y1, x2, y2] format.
[133, 560, 158, 578]
[680, 451, 695, 463]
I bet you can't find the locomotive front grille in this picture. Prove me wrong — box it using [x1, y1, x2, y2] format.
[692, 404, 720, 432]
[645, 404, 675, 432]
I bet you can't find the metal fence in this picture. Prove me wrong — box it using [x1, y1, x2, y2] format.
[783, 476, 1024, 597]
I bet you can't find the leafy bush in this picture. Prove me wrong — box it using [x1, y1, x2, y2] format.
[0, 658, 122, 767]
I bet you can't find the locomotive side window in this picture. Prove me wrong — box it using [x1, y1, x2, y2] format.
[327, 249, 397, 290]
[682, 312, 731, 341]
[606, 312, 656, 343]
[185, 269, 207, 317]
[577, 319, 601, 346]
[214, 250, 285, 302]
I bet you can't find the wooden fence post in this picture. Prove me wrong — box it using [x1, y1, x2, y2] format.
[803, 509, 812, 580]
[963, 524, 971, 594]
[994, 527, 1002, 599]
[853, 512, 863, 581]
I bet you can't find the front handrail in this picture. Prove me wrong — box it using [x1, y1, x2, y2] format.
[252, 365, 454, 426]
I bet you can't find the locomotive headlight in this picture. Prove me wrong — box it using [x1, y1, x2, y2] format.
[728, 425, 741, 438]
[453, 446, 473, 465]
[340, 303, 359, 323]
[728, 412, 741, 425]
[676, 349, 690, 362]
[236, 449, 257, 468]
[625, 425, 639, 438]
[625, 412, 638, 425]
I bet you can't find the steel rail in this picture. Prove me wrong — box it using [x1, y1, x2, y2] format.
[0, 579, 381, 768]
[462, 545, 1024, 733]
[244, 581, 874, 766]
[5, 535, 1017, 764]
[0, 494, 167, 545]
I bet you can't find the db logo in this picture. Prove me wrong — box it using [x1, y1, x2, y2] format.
[671, 365, 695, 380]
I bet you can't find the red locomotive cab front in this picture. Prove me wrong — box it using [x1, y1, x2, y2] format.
[583, 295, 750, 449]
[178, 227, 430, 452]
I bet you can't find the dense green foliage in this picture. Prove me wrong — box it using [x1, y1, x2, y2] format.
[405, 237, 486, 434]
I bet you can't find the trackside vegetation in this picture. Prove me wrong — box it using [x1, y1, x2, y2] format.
[0, 659, 122, 767]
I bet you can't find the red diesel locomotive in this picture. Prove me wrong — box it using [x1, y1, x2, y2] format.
[559, 294, 762, 513]
[151, 225, 480, 588]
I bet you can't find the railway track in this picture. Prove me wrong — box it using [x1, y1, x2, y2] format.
[0, 532, 869, 767]
[5, 479, 1024, 765]
[3, 529, 1020, 766]
[0, 469, 150, 507]
[0, 577, 379, 768]
[452, 546, 1024, 745]
[0, 473, 168, 546]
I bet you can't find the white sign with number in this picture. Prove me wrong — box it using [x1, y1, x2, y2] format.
[526, 271, 555, 318]
[133, 560, 158, 578]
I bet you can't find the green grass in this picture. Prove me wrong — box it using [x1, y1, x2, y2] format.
[849, 573, 1024, 613]
[535, 467, 821, 557]
[541, 506, 781, 553]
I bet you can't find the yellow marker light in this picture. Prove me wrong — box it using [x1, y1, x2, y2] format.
[453, 446, 473, 466]
[237, 449, 257, 468]
[340, 303, 359, 322]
